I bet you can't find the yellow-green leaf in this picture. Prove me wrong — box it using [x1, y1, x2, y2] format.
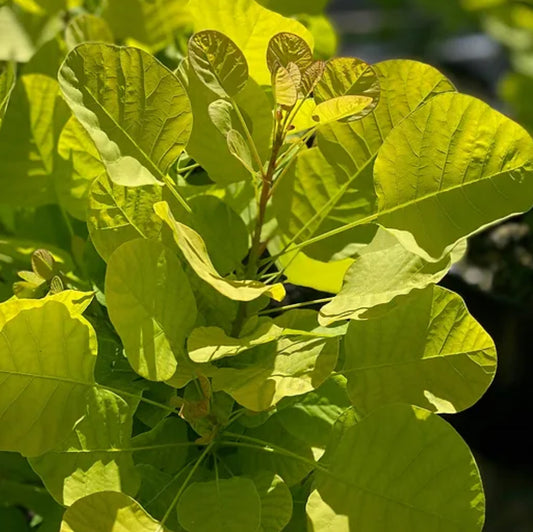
[0, 301, 97, 457]
[155, 201, 285, 302]
[65, 14, 114, 50]
[375, 92, 533, 259]
[61, 492, 169, 532]
[178, 477, 262, 532]
[0, 74, 69, 206]
[59, 43, 192, 188]
[307, 405, 485, 532]
[343, 285, 497, 414]
[106, 238, 197, 381]
[87, 174, 164, 262]
[267, 32, 313, 74]
[29, 388, 140, 506]
[56, 116, 106, 221]
[188, 30, 248, 98]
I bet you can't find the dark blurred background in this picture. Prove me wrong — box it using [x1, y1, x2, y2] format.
[326, 1, 533, 530]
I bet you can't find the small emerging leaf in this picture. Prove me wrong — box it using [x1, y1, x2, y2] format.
[267, 31, 313, 74]
[227, 129, 255, 173]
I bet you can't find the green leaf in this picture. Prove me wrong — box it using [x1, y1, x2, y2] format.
[227, 128, 255, 172]
[0, 290, 94, 326]
[314, 57, 380, 120]
[188, 314, 343, 363]
[375, 92, 533, 259]
[318, 228, 465, 325]
[181, 60, 273, 185]
[276, 375, 351, 460]
[186, 195, 249, 275]
[61, 491, 169, 532]
[189, 0, 313, 85]
[105, 238, 197, 381]
[56, 116, 106, 221]
[87, 174, 164, 262]
[250, 472, 293, 532]
[188, 318, 283, 363]
[342, 285, 497, 414]
[236, 415, 315, 486]
[307, 404, 485, 532]
[267, 32, 313, 75]
[273, 64, 299, 108]
[208, 99, 234, 135]
[0, 74, 69, 206]
[312, 95, 375, 123]
[178, 477, 262, 532]
[59, 43, 192, 188]
[273, 59, 456, 263]
[155, 201, 285, 302]
[188, 30, 248, 98]
[211, 311, 338, 411]
[102, 0, 192, 52]
[29, 388, 140, 506]
[0, 301, 96, 457]
[65, 14, 114, 50]
[132, 417, 191, 474]
[0, 60, 15, 124]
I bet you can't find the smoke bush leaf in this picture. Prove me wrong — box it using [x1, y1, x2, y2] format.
[177, 477, 262, 532]
[105, 238, 197, 382]
[250, 472, 293, 532]
[102, 0, 191, 52]
[182, 60, 273, 184]
[342, 285, 497, 414]
[211, 311, 338, 411]
[318, 228, 465, 325]
[267, 32, 313, 75]
[61, 491, 169, 532]
[189, 30, 249, 98]
[155, 201, 285, 302]
[59, 43, 192, 188]
[29, 388, 140, 506]
[56, 117, 106, 221]
[87, 174, 164, 262]
[314, 57, 380, 118]
[375, 92, 533, 259]
[307, 404, 485, 532]
[0, 74, 69, 207]
[0, 301, 97, 457]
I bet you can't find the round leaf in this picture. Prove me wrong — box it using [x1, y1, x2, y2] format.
[343, 285, 497, 414]
[375, 92, 533, 259]
[177, 477, 261, 532]
[61, 492, 168, 532]
[308, 404, 485, 532]
[87, 174, 164, 262]
[59, 43, 192, 187]
[267, 32, 313, 74]
[0, 301, 96, 457]
[106, 238, 197, 381]
[188, 30, 248, 98]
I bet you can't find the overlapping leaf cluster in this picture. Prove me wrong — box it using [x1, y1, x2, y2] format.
[0, 0, 531, 530]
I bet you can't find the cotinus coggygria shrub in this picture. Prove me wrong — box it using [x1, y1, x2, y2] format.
[1, 1, 532, 531]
